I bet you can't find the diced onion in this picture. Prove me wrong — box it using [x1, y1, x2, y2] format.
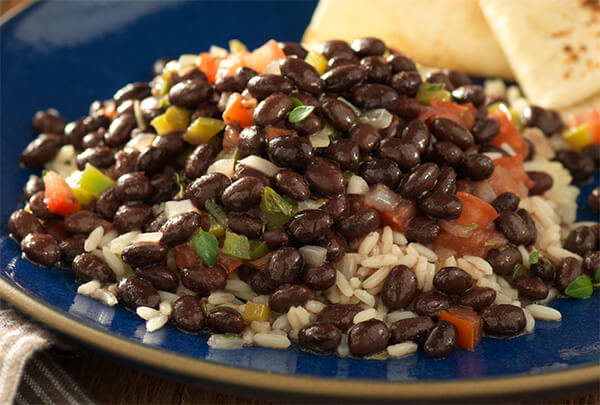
[472, 181, 497, 203]
[207, 158, 236, 178]
[209, 45, 228, 58]
[238, 155, 280, 177]
[133, 232, 163, 244]
[347, 175, 369, 195]
[364, 184, 399, 211]
[177, 54, 199, 76]
[140, 96, 161, 111]
[133, 99, 146, 130]
[299, 245, 328, 267]
[263, 59, 281, 75]
[126, 133, 155, 152]
[298, 199, 325, 211]
[218, 92, 233, 111]
[440, 220, 474, 238]
[164, 199, 197, 219]
[359, 108, 393, 129]
[309, 130, 330, 148]
[109, 231, 141, 255]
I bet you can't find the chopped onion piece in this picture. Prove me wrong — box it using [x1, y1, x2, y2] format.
[126, 133, 155, 152]
[309, 130, 330, 148]
[364, 184, 399, 211]
[347, 175, 369, 195]
[337, 97, 361, 117]
[207, 334, 245, 349]
[109, 231, 141, 255]
[132, 99, 146, 130]
[299, 245, 328, 267]
[140, 96, 161, 111]
[359, 108, 393, 129]
[472, 181, 497, 203]
[209, 45, 228, 58]
[207, 158, 236, 178]
[238, 155, 280, 177]
[164, 199, 198, 220]
[218, 92, 233, 111]
[440, 220, 474, 238]
[133, 232, 163, 244]
[177, 54, 199, 76]
[298, 199, 325, 211]
[263, 59, 281, 75]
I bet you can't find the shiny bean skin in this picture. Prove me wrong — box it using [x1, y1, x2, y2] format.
[423, 321, 457, 359]
[378, 113, 403, 138]
[320, 39, 354, 60]
[564, 226, 597, 257]
[23, 175, 44, 200]
[299, 323, 342, 354]
[64, 119, 88, 149]
[399, 163, 440, 200]
[458, 287, 497, 311]
[336, 209, 380, 240]
[387, 54, 417, 73]
[253, 93, 294, 126]
[279, 56, 323, 94]
[33, 109, 66, 134]
[227, 213, 263, 239]
[460, 154, 494, 181]
[287, 210, 333, 244]
[382, 265, 418, 310]
[471, 118, 499, 145]
[181, 264, 228, 296]
[399, 121, 429, 156]
[322, 195, 348, 222]
[160, 212, 202, 247]
[584, 251, 600, 276]
[390, 96, 423, 120]
[525, 171, 553, 196]
[301, 263, 336, 291]
[289, 111, 322, 135]
[185, 144, 217, 180]
[427, 72, 454, 91]
[259, 247, 304, 293]
[76, 145, 114, 170]
[59, 236, 85, 266]
[238, 126, 266, 157]
[43, 219, 68, 242]
[152, 130, 185, 157]
[275, 170, 310, 201]
[513, 276, 548, 300]
[404, 215, 440, 245]
[583, 144, 600, 168]
[171, 295, 205, 332]
[64, 210, 103, 235]
[433, 267, 473, 294]
[523, 106, 563, 135]
[350, 124, 381, 154]
[304, 157, 345, 196]
[185, 173, 231, 209]
[21, 134, 62, 168]
[72, 253, 116, 283]
[317, 304, 361, 331]
[233, 164, 275, 189]
[114, 149, 139, 177]
[105, 113, 136, 146]
[268, 135, 314, 169]
[361, 56, 392, 83]
[516, 209, 537, 246]
[262, 228, 290, 250]
[206, 308, 246, 334]
[135, 265, 179, 292]
[321, 65, 366, 92]
[491, 192, 520, 212]
[494, 211, 532, 246]
[20, 233, 60, 267]
[145, 212, 168, 233]
[116, 277, 160, 310]
[433, 142, 463, 168]
[114, 172, 152, 202]
[530, 258, 555, 283]
[431, 167, 457, 195]
[348, 319, 390, 357]
[418, 192, 462, 220]
[321, 99, 358, 132]
[318, 231, 348, 263]
[430, 118, 474, 150]
[113, 204, 152, 233]
[351, 37, 386, 57]
[168, 79, 212, 108]
[414, 292, 450, 318]
[554, 150, 595, 183]
[113, 82, 151, 105]
[279, 42, 308, 58]
[269, 285, 310, 313]
[485, 246, 522, 276]
[121, 242, 168, 267]
[358, 158, 402, 190]
[390, 71, 422, 96]
[247, 74, 294, 100]
[28, 192, 52, 220]
[554, 257, 583, 292]
[481, 304, 525, 336]
[350, 83, 399, 110]
[445, 70, 471, 87]
[589, 187, 600, 212]
[148, 173, 178, 205]
[221, 176, 265, 212]
[451, 85, 485, 107]
[376, 138, 420, 171]
[390, 316, 435, 345]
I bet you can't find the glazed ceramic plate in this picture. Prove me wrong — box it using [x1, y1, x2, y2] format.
[1, 1, 599, 401]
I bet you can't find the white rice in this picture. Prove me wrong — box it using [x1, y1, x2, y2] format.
[387, 310, 418, 324]
[353, 308, 377, 324]
[137, 306, 160, 320]
[387, 342, 418, 358]
[159, 301, 172, 316]
[84, 226, 105, 252]
[335, 271, 354, 297]
[208, 292, 235, 305]
[354, 289, 376, 307]
[250, 320, 271, 333]
[287, 306, 310, 330]
[146, 314, 168, 332]
[305, 300, 325, 314]
[253, 333, 291, 349]
[525, 304, 562, 321]
[362, 266, 392, 289]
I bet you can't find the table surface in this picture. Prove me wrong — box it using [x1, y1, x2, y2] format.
[1, 1, 599, 403]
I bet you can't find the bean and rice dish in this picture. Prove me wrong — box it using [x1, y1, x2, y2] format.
[8, 37, 600, 359]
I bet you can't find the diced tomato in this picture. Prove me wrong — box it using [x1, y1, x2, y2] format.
[243, 39, 285, 73]
[439, 307, 483, 351]
[215, 52, 248, 82]
[198, 52, 221, 83]
[174, 244, 203, 269]
[568, 108, 600, 144]
[222, 93, 253, 128]
[434, 228, 504, 258]
[43, 171, 80, 216]
[264, 126, 296, 141]
[376, 199, 416, 232]
[454, 192, 498, 229]
[489, 108, 529, 157]
[100, 103, 116, 121]
[216, 252, 243, 274]
[487, 155, 532, 198]
[418, 100, 477, 130]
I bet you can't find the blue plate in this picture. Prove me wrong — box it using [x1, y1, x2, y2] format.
[1, 1, 599, 401]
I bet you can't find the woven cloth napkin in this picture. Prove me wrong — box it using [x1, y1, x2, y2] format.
[0, 300, 94, 404]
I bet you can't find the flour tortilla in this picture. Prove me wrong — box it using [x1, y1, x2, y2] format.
[560, 92, 600, 118]
[479, 0, 600, 110]
[302, 0, 513, 79]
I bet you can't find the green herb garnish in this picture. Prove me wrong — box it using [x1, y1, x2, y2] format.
[192, 230, 219, 266]
[259, 186, 298, 228]
[529, 251, 540, 265]
[205, 199, 228, 228]
[290, 97, 303, 108]
[288, 105, 315, 123]
[511, 264, 522, 280]
[564, 275, 594, 299]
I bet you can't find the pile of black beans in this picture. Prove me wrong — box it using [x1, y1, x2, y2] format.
[9, 36, 600, 360]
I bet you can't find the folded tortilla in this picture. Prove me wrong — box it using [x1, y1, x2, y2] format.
[302, 0, 514, 79]
[479, 0, 600, 110]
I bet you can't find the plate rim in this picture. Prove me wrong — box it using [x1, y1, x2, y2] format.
[1, 275, 598, 401]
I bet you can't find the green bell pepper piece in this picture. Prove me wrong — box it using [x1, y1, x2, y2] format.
[79, 164, 114, 198]
[222, 231, 250, 260]
[259, 187, 298, 229]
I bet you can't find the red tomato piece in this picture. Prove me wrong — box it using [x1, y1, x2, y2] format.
[264, 126, 296, 141]
[418, 100, 476, 130]
[198, 52, 221, 83]
[568, 108, 600, 143]
[43, 171, 80, 216]
[489, 108, 529, 157]
[222, 93, 253, 128]
[174, 244, 203, 270]
[434, 228, 504, 258]
[376, 199, 416, 232]
[243, 39, 285, 74]
[215, 52, 248, 82]
[454, 192, 498, 229]
[216, 252, 243, 274]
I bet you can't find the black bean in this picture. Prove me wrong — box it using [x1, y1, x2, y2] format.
[274, 170, 310, 201]
[444, 70, 470, 88]
[387, 54, 417, 73]
[121, 242, 167, 268]
[432, 142, 462, 168]
[113, 204, 152, 233]
[299, 323, 341, 354]
[471, 118, 500, 145]
[114, 172, 152, 203]
[159, 212, 202, 247]
[20, 134, 62, 169]
[181, 263, 228, 296]
[523, 106, 563, 135]
[418, 192, 462, 220]
[304, 157, 345, 196]
[227, 213, 263, 239]
[113, 82, 151, 105]
[237, 126, 266, 157]
[63, 119, 87, 149]
[388, 96, 422, 119]
[530, 258, 555, 283]
[513, 275, 548, 300]
[375, 138, 419, 172]
[427, 72, 454, 91]
[33, 109, 66, 134]
[494, 211, 531, 245]
[145, 212, 168, 234]
[318, 231, 348, 263]
[554, 257, 583, 292]
[279, 56, 323, 94]
[458, 287, 497, 311]
[525, 171, 553, 196]
[430, 118, 474, 150]
[269, 285, 310, 313]
[348, 319, 390, 357]
[516, 208, 537, 246]
[434, 267, 473, 294]
[105, 113, 136, 146]
[589, 187, 600, 212]
[206, 308, 246, 334]
[322, 140, 359, 172]
[20, 233, 60, 267]
[58, 236, 85, 265]
[327, 56, 359, 70]
[479, 144, 510, 157]
[286, 210, 333, 244]
[221, 176, 264, 212]
[351, 37, 386, 57]
[390, 316, 435, 345]
[148, 173, 178, 205]
[215, 75, 243, 93]
[336, 209, 380, 240]
[424, 321, 457, 359]
[262, 227, 290, 250]
[317, 304, 361, 331]
[289, 110, 322, 135]
[404, 215, 440, 245]
[75, 145, 113, 170]
[414, 291, 450, 318]
[247, 74, 294, 99]
[320, 40, 354, 60]
[564, 226, 597, 257]
[381, 265, 418, 310]
[583, 251, 600, 276]
[112, 149, 138, 177]
[452, 85, 485, 107]
[321, 65, 366, 92]
[431, 167, 457, 195]
[350, 83, 399, 110]
[63, 210, 101, 235]
[390, 71, 422, 96]
[168, 79, 212, 109]
[485, 246, 522, 276]
[233, 167, 273, 191]
[72, 253, 115, 283]
[302, 264, 336, 290]
[254, 93, 294, 126]
[481, 304, 525, 336]
[399, 163, 440, 200]
[360, 56, 391, 83]
[377, 113, 402, 139]
[460, 154, 494, 181]
[321, 99, 358, 132]
[279, 41, 308, 58]
[268, 135, 314, 170]
[28, 191, 51, 220]
[23, 175, 44, 200]
[256, 247, 304, 293]
[183, 144, 216, 179]
[152, 57, 170, 77]
[350, 123, 381, 153]
[116, 277, 160, 312]
[185, 173, 231, 209]
[322, 195, 348, 222]
[171, 295, 205, 332]
[42, 219, 68, 242]
[583, 144, 600, 168]
[400, 120, 430, 154]
[491, 192, 520, 212]
[358, 158, 402, 190]
[136, 265, 179, 292]
[554, 150, 595, 183]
